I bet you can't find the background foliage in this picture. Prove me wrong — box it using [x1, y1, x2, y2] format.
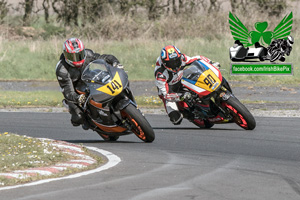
[0, 0, 299, 84]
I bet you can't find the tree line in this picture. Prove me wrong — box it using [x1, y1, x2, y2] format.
[0, 0, 287, 26]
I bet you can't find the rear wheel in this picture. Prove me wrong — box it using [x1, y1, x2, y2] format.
[222, 97, 256, 130]
[121, 104, 155, 142]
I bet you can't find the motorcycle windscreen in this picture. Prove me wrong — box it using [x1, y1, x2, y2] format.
[82, 59, 127, 102]
[82, 60, 112, 84]
[182, 60, 222, 93]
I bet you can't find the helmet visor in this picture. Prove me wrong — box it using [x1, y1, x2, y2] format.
[64, 50, 86, 62]
[165, 58, 182, 72]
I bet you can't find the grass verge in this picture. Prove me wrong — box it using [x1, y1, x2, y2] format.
[0, 91, 166, 108]
[1, 91, 298, 109]
[0, 132, 102, 187]
[0, 91, 63, 108]
[0, 37, 299, 85]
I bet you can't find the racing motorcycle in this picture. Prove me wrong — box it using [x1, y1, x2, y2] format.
[75, 59, 155, 142]
[177, 58, 256, 130]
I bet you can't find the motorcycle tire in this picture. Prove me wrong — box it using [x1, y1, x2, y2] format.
[121, 104, 155, 142]
[223, 97, 256, 130]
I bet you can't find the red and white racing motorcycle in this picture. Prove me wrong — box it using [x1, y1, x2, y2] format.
[177, 59, 256, 130]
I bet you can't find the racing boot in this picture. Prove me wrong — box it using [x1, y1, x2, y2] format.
[82, 121, 90, 130]
[68, 102, 85, 127]
[71, 121, 80, 127]
[169, 111, 183, 125]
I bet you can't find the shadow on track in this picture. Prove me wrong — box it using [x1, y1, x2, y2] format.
[64, 139, 143, 144]
[152, 127, 242, 131]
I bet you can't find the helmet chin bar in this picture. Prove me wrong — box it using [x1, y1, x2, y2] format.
[66, 59, 85, 68]
[166, 66, 180, 73]
[163, 62, 181, 73]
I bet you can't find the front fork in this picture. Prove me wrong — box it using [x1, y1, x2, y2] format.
[111, 94, 137, 130]
[211, 86, 234, 118]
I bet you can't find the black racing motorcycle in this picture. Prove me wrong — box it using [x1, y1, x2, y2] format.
[75, 59, 155, 142]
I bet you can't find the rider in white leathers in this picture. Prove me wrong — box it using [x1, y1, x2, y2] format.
[154, 45, 219, 125]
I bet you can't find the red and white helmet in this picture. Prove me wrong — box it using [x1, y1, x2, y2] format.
[63, 38, 86, 68]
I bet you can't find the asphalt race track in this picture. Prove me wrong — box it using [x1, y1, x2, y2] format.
[1, 112, 300, 200]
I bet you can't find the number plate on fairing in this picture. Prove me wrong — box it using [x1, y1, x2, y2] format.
[96, 72, 123, 96]
[195, 69, 221, 92]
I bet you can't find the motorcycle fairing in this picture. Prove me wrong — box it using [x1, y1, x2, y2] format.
[199, 59, 222, 79]
[182, 79, 211, 96]
[82, 59, 129, 103]
[96, 71, 123, 96]
[90, 70, 128, 103]
[194, 69, 221, 91]
[92, 119, 127, 133]
[182, 60, 222, 97]
[89, 98, 104, 109]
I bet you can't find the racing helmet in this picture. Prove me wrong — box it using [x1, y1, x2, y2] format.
[287, 36, 294, 47]
[161, 45, 182, 73]
[63, 38, 86, 68]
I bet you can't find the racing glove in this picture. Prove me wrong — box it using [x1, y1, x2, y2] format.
[180, 92, 192, 101]
[210, 61, 221, 69]
[77, 94, 86, 104]
[165, 93, 180, 102]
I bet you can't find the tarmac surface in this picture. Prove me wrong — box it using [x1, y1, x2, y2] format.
[0, 80, 299, 189]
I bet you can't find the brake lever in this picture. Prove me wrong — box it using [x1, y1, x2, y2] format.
[83, 94, 91, 111]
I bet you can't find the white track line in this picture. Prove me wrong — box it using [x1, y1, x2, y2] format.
[0, 147, 121, 191]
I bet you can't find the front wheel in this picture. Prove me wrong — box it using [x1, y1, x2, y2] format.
[222, 97, 256, 130]
[121, 104, 155, 142]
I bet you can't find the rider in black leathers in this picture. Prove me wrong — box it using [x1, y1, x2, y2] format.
[56, 38, 122, 129]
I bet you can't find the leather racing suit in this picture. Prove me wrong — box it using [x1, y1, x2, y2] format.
[56, 49, 120, 126]
[154, 54, 214, 125]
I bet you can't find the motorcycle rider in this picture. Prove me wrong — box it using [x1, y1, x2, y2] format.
[56, 38, 123, 129]
[154, 45, 220, 125]
[267, 35, 294, 62]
